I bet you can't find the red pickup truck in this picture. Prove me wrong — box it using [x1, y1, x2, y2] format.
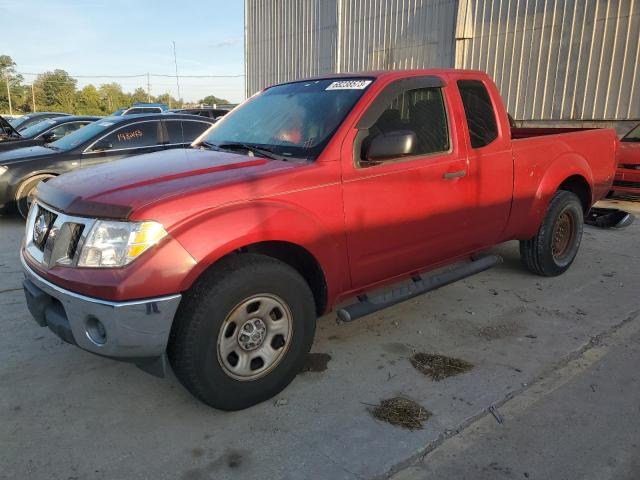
[21, 70, 617, 410]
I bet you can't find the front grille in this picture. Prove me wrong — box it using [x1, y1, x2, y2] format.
[33, 206, 58, 251]
[67, 224, 85, 260]
[613, 180, 640, 188]
[25, 203, 95, 269]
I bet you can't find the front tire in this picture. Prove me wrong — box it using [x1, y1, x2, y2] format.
[15, 174, 54, 219]
[520, 190, 584, 276]
[168, 253, 316, 410]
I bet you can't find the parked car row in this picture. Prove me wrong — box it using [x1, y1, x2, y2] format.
[0, 115, 100, 153]
[0, 112, 217, 217]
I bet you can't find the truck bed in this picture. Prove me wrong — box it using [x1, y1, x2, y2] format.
[511, 126, 594, 140]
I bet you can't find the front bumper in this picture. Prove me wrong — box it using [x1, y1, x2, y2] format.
[21, 253, 182, 375]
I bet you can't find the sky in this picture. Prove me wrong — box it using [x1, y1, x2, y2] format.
[0, 0, 246, 103]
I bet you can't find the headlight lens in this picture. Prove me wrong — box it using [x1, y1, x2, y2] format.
[78, 220, 167, 268]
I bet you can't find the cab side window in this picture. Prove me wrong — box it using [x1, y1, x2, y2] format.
[360, 87, 449, 165]
[457, 80, 498, 148]
[102, 121, 161, 149]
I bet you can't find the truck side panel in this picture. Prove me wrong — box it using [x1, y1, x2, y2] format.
[502, 129, 618, 240]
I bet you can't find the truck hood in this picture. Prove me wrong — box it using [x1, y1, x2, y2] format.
[37, 148, 296, 220]
[0, 145, 56, 164]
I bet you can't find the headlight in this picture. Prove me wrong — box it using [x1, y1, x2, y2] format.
[78, 220, 168, 268]
[0, 165, 8, 176]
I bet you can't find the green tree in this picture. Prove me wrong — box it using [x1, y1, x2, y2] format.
[130, 87, 150, 104]
[76, 84, 104, 115]
[34, 69, 77, 113]
[0, 55, 27, 113]
[156, 92, 181, 108]
[198, 94, 230, 105]
[98, 82, 129, 113]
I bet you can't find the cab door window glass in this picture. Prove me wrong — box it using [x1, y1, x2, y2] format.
[101, 121, 161, 149]
[360, 87, 449, 165]
[457, 80, 498, 148]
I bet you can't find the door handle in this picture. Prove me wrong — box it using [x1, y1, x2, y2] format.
[443, 169, 467, 180]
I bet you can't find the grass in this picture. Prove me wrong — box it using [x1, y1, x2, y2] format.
[410, 353, 474, 381]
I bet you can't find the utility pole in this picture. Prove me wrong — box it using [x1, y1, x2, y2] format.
[146, 72, 151, 103]
[5, 74, 12, 115]
[173, 41, 181, 105]
[31, 84, 36, 112]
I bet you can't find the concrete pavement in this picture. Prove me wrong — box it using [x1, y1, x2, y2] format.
[1, 198, 639, 480]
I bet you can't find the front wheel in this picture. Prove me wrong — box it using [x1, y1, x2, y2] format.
[168, 253, 316, 410]
[15, 174, 54, 219]
[520, 190, 584, 276]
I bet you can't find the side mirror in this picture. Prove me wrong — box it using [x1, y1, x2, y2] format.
[41, 132, 56, 143]
[364, 130, 417, 163]
[92, 139, 113, 152]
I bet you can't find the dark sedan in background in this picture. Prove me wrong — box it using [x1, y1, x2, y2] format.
[0, 115, 21, 143]
[169, 107, 230, 119]
[8, 112, 71, 131]
[0, 113, 216, 217]
[0, 116, 100, 153]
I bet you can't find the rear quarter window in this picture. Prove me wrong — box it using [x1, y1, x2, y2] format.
[166, 120, 212, 143]
[457, 80, 499, 148]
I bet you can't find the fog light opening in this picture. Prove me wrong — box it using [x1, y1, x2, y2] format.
[85, 316, 107, 345]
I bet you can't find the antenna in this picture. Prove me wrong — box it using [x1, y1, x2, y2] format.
[173, 41, 181, 104]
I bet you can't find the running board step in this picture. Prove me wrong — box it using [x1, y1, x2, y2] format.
[337, 254, 503, 322]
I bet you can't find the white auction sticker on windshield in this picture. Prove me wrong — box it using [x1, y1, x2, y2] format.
[325, 80, 372, 90]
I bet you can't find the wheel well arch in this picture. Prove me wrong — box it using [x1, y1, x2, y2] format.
[200, 241, 329, 316]
[557, 175, 592, 213]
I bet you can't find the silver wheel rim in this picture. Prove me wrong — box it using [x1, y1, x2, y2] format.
[217, 294, 293, 381]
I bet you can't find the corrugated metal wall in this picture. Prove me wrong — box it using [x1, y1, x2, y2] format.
[245, 0, 339, 96]
[456, 0, 640, 121]
[336, 0, 457, 72]
[244, 0, 457, 96]
[245, 0, 640, 121]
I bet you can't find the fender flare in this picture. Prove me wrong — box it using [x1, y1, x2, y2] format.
[171, 199, 348, 299]
[520, 153, 593, 239]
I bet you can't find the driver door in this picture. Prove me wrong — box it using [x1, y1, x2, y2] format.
[341, 76, 477, 288]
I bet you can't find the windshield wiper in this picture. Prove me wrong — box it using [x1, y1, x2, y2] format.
[199, 140, 223, 151]
[217, 143, 294, 162]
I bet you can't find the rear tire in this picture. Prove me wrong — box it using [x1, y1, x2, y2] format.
[168, 253, 316, 410]
[15, 174, 54, 219]
[520, 190, 584, 277]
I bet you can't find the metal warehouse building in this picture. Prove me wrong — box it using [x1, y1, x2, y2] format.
[245, 0, 640, 128]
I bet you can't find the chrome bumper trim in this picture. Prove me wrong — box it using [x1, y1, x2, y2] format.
[21, 252, 182, 358]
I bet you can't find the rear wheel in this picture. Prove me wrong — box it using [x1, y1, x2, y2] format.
[168, 253, 316, 410]
[520, 190, 584, 276]
[15, 174, 54, 219]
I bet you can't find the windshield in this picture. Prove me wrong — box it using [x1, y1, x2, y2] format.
[622, 123, 640, 142]
[8, 116, 28, 128]
[49, 119, 114, 150]
[19, 118, 58, 138]
[199, 78, 373, 160]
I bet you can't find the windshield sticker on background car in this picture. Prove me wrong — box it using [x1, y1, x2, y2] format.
[98, 122, 114, 127]
[325, 80, 372, 90]
[116, 129, 143, 142]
